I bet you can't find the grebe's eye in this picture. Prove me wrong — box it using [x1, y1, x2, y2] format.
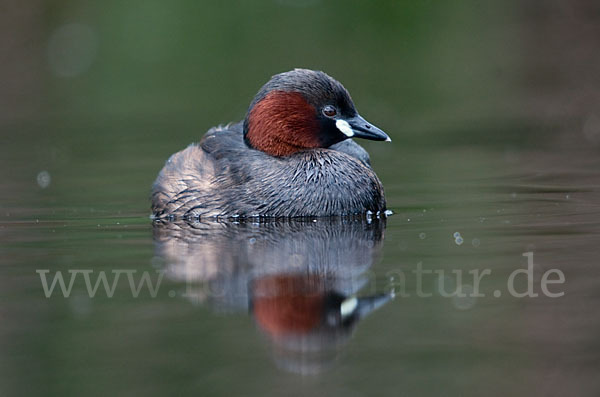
[322, 105, 337, 118]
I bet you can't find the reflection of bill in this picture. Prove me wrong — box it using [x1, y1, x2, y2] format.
[153, 217, 393, 374]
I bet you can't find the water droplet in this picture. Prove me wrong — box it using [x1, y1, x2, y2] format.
[455, 236, 464, 245]
[37, 171, 51, 188]
[47, 23, 97, 78]
[419, 232, 426, 239]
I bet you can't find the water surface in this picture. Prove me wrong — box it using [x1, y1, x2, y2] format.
[2, 125, 599, 396]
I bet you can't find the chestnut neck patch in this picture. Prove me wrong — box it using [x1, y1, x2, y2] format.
[245, 91, 321, 157]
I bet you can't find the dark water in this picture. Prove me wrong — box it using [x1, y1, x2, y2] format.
[2, 1, 600, 396]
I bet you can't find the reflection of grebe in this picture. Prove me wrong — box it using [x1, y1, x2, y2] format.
[151, 69, 390, 219]
[152, 217, 393, 374]
[251, 273, 392, 375]
[253, 274, 391, 336]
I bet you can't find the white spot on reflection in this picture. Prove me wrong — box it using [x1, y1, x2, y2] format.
[340, 297, 358, 318]
[47, 23, 97, 77]
[37, 171, 51, 188]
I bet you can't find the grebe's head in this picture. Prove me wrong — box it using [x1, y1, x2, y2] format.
[243, 69, 390, 157]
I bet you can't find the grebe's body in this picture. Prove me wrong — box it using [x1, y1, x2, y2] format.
[151, 69, 390, 219]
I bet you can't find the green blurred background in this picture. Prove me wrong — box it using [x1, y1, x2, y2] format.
[3, 0, 600, 213]
[2, 0, 600, 213]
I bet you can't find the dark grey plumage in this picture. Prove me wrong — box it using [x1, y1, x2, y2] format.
[151, 122, 386, 219]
